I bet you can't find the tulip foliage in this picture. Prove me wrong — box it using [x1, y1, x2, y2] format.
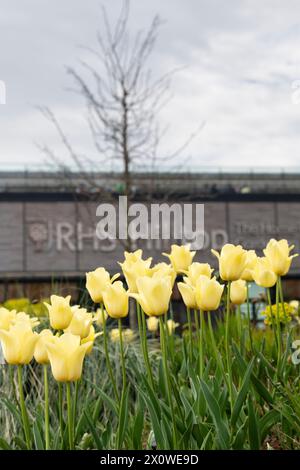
[1, 239, 300, 450]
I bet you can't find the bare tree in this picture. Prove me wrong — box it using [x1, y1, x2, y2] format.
[39, 0, 201, 251]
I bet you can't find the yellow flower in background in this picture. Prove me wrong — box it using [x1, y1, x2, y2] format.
[251, 257, 277, 288]
[166, 319, 179, 335]
[177, 282, 198, 309]
[195, 275, 224, 311]
[263, 303, 294, 326]
[81, 326, 101, 355]
[64, 307, 94, 339]
[146, 316, 159, 332]
[230, 280, 247, 305]
[119, 253, 152, 293]
[241, 250, 257, 282]
[163, 244, 196, 273]
[263, 239, 298, 276]
[34, 329, 54, 364]
[0, 307, 17, 330]
[45, 333, 92, 382]
[110, 328, 134, 343]
[130, 276, 172, 317]
[44, 295, 73, 330]
[289, 300, 299, 314]
[0, 323, 38, 365]
[93, 308, 108, 327]
[86, 267, 119, 303]
[103, 281, 129, 319]
[183, 262, 213, 286]
[211, 244, 247, 281]
[150, 262, 177, 286]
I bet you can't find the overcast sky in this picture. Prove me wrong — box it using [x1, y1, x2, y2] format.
[1, 0, 300, 171]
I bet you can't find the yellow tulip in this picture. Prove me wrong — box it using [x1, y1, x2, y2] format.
[163, 244, 196, 273]
[130, 276, 172, 317]
[44, 295, 73, 330]
[241, 250, 257, 282]
[0, 323, 38, 365]
[211, 244, 247, 281]
[123, 249, 144, 263]
[150, 262, 177, 286]
[195, 275, 224, 311]
[177, 282, 198, 309]
[86, 267, 119, 303]
[64, 307, 94, 339]
[230, 280, 247, 305]
[103, 281, 129, 319]
[81, 325, 101, 355]
[93, 308, 108, 327]
[146, 316, 159, 332]
[251, 257, 277, 288]
[110, 328, 134, 343]
[263, 239, 298, 276]
[183, 262, 213, 286]
[119, 253, 152, 293]
[0, 308, 17, 330]
[34, 329, 54, 364]
[14, 312, 40, 329]
[166, 319, 179, 335]
[45, 333, 92, 382]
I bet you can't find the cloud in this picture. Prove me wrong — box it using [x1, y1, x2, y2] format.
[0, 0, 300, 170]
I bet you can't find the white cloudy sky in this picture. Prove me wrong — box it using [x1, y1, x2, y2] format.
[1, 0, 300, 171]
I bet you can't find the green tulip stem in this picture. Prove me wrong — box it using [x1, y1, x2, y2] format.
[159, 316, 178, 449]
[101, 303, 119, 403]
[275, 278, 282, 375]
[199, 309, 204, 377]
[117, 319, 127, 449]
[267, 288, 278, 351]
[43, 365, 50, 450]
[246, 282, 253, 351]
[186, 307, 193, 360]
[225, 281, 233, 411]
[66, 382, 74, 450]
[58, 382, 64, 445]
[136, 302, 155, 390]
[17, 365, 31, 450]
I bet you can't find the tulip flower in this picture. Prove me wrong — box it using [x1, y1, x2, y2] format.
[123, 249, 144, 263]
[45, 333, 92, 382]
[13, 312, 40, 329]
[0, 307, 17, 330]
[263, 239, 298, 276]
[110, 328, 134, 343]
[64, 307, 94, 339]
[86, 267, 119, 303]
[150, 262, 177, 286]
[211, 244, 247, 281]
[241, 250, 257, 282]
[183, 262, 213, 286]
[251, 257, 277, 288]
[230, 280, 247, 305]
[34, 329, 54, 364]
[130, 276, 172, 317]
[195, 275, 224, 311]
[81, 325, 101, 355]
[177, 282, 198, 309]
[163, 244, 196, 273]
[103, 281, 129, 319]
[166, 319, 179, 335]
[0, 323, 38, 365]
[146, 316, 159, 332]
[119, 253, 152, 293]
[44, 295, 73, 330]
[93, 307, 108, 327]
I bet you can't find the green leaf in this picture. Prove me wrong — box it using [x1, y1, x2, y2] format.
[248, 396, 260, 450]
[132, 396, 145, 450]
[231, 358, 254, 426]
[33, 419, 45, 450]
[117, 386, 129, 449]
[84, 409, 102, 449]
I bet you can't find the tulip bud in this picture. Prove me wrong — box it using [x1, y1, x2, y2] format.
[263, 239, 298, 276]
[44, 295, 73, 330]
[195, 275, 224, 311]
[119, 253, 152, 293]
[211, 244, 247, 281]
[130, 276, 172, 317]
[34, 329, 54, 364]
[86, 267, 119, 303]
[183, 262, 213, 286]
[230, 280, 247, 305]
[0, 323, 38, 365]
[146, 316, 159, 332]
[241, 250, 257, 282]
[166, 319, 179, 335]
[163, 244, 196, 273]
[64, 307, 94, 339]
[251, 257, 277, 288]
[150, 262, 177, 286]
[45, 333, 92, 382]
[103, 281, 129, 319]
[81, 325, 101, 355]
[177, 282, 198, 309]
[93, 308, 108, 327]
